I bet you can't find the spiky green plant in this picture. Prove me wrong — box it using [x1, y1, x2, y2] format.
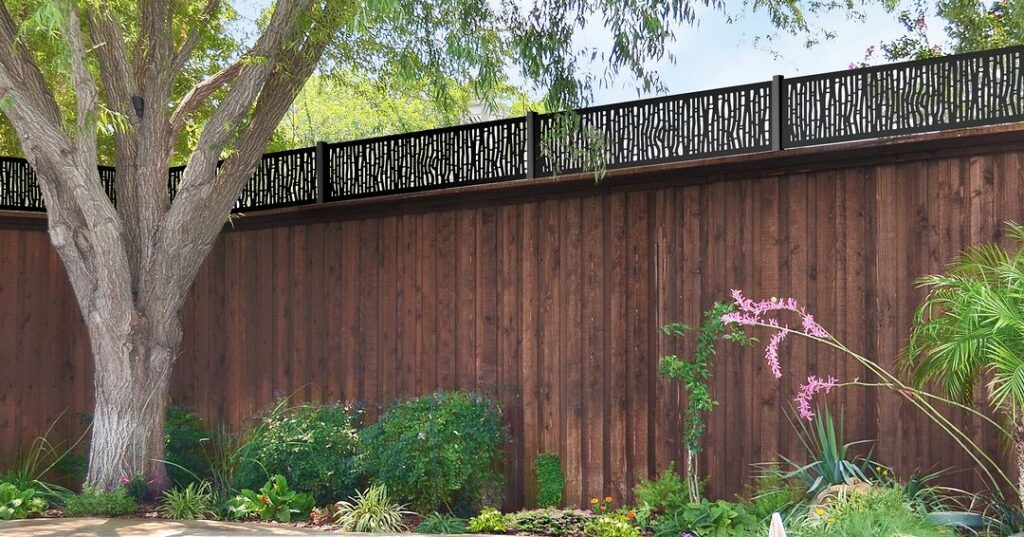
[907, 221, 1024, 508]
[158, 481, 217, 520]
[333, 483, 410, 532]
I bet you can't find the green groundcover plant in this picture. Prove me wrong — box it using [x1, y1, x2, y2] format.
[227, 474, 314, 523]
[62, 486, 138, 517]
[790, 487, 952, 537]
[416, 512, 470, 534]
[0, 482, 46, 520]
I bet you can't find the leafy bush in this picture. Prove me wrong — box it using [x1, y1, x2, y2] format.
[417, 512, 470, 534]
[651, 500, 757, 537]
[535, 453, 564, 508]
[158, 481, 217, 520]
[360, 391, 505, 513]
[333, 483, 409, 532]
[236, 402, 360, 505]
[469, 507, 515, 533]
[226, 474, 314, 522]
[63, 486, 138, 517]
[634, 462, 687, 514]
[165, 406, 211, 487]
[513, 508, 598, 536]
[791, 488, 952, 537]
[584, 516, 640, 537]
[0, 482, 47, 520]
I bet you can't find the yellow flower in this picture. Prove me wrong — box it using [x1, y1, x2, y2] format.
[827, 517, 835, 524]
[604, 496, 613, 503]
[591, 498, 599, 504]
[814, 508, 826, 516]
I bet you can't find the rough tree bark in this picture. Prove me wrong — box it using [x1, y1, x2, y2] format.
[0, 0, 342, 492]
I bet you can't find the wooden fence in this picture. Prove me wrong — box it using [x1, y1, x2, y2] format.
[0, 124, 1022, 509]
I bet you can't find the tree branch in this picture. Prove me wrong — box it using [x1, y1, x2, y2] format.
[169, 0, 220, 74]
[167, 58, 242, 140]
[65, 1, 99, 162]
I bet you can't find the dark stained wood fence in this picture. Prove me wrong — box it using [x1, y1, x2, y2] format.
[1, 125, 1022, 509]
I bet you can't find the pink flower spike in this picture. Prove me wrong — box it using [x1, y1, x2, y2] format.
[795, 375, 838, 420]
[801, 314, 829, 338]
[765, 330, 787, 379]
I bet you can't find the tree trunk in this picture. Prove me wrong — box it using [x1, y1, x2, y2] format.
[1016, 417, 1024, 512]
[81, 301, 182, 495]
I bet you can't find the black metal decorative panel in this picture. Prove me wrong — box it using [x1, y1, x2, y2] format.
[167, 148, 317, 211]
[168, 165, 185, 201]
[785, 46, 1024, 147]
[235, 147, 317, 211]
[99, 166, 117, 205]
[0, 158, 43, 211]
[326, 117, 527, 200]
[536, 82, 772, 176]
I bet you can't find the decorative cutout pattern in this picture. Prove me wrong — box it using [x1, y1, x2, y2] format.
[235, 147, 317, 210]
[786, 46, 1024, 146]
[2, 46, 1024, 212]
[537, 82, 772, 176]
[326, 118, 527, 200]
[0, 157, 44, 211]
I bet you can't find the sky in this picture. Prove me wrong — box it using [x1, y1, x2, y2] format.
[233, 0, 948, 107]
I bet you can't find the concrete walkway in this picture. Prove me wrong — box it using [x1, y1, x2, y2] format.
[0, 518, 339, 536]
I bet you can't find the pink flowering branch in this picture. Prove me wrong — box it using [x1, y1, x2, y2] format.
[718, 289, 1013, 494]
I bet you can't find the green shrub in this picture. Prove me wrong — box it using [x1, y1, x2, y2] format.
[791, 488, 952, 537]
[63, 486, 138, 517]
[634, 462, 687, 514]
[584, 516, 640, 537]
[513, 508, 598, 536]
[236, 402, 360, 505]
[226, 474, 314, 523]
[739, 472, 805, 523]
[334, 483, 410, 532]
[360, 391, 505, 514]
[535, 453, 564, 508]
[123, 475, 149, 503]
[651, 499, 757, 537]
[416, 512, 470, 534]
[158, 481, 217, 520]
[0, 482, 47, 520]
[165, 406, 211, 487]
[469, 507, 514, 533]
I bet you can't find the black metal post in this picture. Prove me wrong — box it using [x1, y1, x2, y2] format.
[770, 75, 786, 152]
[315, 141, 328, 203]
[525, 111, 538, 179]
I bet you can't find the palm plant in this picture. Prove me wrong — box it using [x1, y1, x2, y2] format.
[907, 221, 1024, 507]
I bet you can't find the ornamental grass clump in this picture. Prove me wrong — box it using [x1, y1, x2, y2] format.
[333, 483, 410, 533]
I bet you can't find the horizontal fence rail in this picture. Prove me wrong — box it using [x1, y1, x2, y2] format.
[1, 45, 1022, 213]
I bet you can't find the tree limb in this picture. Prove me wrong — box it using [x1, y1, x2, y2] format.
[167, 58, 242, 140]
[65, 1, 99, 162]
[169, 0, 221, 74]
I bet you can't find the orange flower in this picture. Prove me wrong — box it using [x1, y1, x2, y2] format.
[591, 498, 599, 504]
[260, 495, 270, 505]
[626, 512, 636, 520]
[604, 496, 613, 503]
